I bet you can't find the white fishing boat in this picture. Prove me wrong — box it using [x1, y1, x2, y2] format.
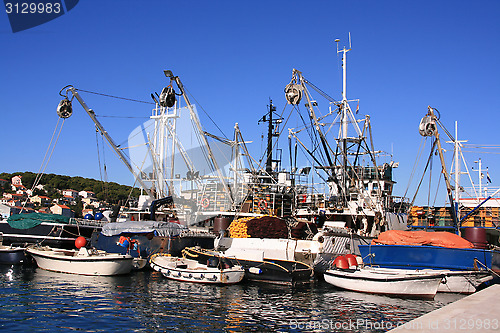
[324, 265, 444, 299]
[368, 267, 492, 294]
[149, 253, 245, 285]
[26, 245, 133, 276]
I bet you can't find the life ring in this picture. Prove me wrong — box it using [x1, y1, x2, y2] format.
[258, 199, 268, 210]
[201, 197, 210, 209]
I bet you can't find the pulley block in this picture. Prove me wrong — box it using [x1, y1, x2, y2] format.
[418, 115, 437, 137]
[159, 85, 176, 108]
[56, 98, 73, 119]
[285, 83, 303, 105]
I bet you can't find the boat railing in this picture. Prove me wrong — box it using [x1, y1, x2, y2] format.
[408, 205, 500, 228]
[68, 217, 107, 228]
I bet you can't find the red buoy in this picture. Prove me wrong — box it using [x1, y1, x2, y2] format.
[344, 254, 358, 267]
[75, 236, 87, 249]
[333, 256, 349, 269]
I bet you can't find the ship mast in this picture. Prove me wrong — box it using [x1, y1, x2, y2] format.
[336, 37, 350, 195]
[259, 99, 282, 181]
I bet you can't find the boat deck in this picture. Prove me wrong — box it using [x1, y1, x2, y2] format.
[389, 285, 500, 332]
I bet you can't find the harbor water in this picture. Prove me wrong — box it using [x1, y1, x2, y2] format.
[0, 265, 464, 332]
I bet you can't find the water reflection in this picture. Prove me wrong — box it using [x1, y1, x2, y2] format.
[0, 266, 464, 333]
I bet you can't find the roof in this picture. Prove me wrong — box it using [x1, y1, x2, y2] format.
[58, 204, 71, 209]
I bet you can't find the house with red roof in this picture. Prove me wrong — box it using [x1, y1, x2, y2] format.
[11, 175, 22, 186]
[50, 204, 74, 217]
[79, 190, 96, 198]
[62, 189, 79, 198]
[30, 195, 52, 206]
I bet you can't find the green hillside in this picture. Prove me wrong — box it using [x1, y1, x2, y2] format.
[0, 171, 140, 204]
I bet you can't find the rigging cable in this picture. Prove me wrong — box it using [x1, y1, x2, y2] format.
[427, 141, 433, 208]
[400, 136, 427, 211]
[183, 85, 228, 140]
[95, 128, 109, 202]
[22, 117, 66, 211]
[75, 89, 155, 105]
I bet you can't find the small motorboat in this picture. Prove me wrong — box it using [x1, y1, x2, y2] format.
[26, 245, 134, 276]
[0, 244, 26, 265]
[150, 253, 245, 285]
[324, 255, 444, 299]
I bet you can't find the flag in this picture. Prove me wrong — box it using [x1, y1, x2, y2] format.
[487, 172, 492, 183]
[356, 103, 359, 114]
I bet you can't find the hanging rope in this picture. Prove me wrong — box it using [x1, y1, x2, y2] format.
[95, 128, 109, 202]
[22, 117, 66, 212]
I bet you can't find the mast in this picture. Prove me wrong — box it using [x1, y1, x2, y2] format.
[336, 36, 352, 202]
[447, 121, 467, 219]
[266, 100, 275, 174]
[258, 99, 282, 182]
[163, 70, 235, 207]
[423, 106, 460, 233]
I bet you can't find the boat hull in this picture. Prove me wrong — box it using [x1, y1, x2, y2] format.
[90, 232, 215, 260]
[26, 247, 133, 276]
[0, 246, 26, 264]
[183, 247, 313, 285]
[358, 244, 500, 273]
[364, 267, 492, 294]
[324, 267, 443, 299]
[150, 255, 244, 285]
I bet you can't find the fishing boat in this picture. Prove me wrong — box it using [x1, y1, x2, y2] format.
[55, 41, 409, 283]
[358, 107, 500, 282]
[0, 213, 103, 249]
[324, 263, 444, 299]
[183, 246, 313, 285]
[199, 37, 409, 280]
[149, 253, 245, 285]
[26, 245, 133, 276]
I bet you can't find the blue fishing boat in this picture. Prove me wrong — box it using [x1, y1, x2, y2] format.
[359, 107, 500, 289]
[359, 243, 500, 273]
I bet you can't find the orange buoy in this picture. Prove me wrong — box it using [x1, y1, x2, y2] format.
[75, 236, 87, 249]
[344, 254, 358, 267]
[333, 256, 349, 269]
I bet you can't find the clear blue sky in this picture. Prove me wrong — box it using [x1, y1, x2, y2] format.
[1, 0, 499, 205]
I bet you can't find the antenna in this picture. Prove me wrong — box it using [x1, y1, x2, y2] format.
[348, 32, 352, 50]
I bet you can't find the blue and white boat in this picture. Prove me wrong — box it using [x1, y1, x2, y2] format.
[358, 107, 500, 292]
